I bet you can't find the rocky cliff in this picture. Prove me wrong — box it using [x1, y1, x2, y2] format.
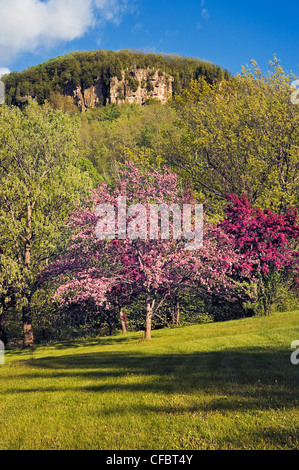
[65, 68, 174, 112]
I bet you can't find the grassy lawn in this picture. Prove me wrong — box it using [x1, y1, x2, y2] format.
[0, 311, 299, 450]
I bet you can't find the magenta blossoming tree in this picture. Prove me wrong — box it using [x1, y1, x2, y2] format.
[219, 194, 299, 314]
[41, 163, 240, 339]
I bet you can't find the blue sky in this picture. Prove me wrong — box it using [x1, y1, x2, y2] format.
[0, 0, 298, 77]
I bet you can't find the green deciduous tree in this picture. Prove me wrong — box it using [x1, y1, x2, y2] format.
[0, 102, 93, 347]
[161, 58, 299, 215]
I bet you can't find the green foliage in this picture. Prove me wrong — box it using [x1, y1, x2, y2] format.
[78, 101, 176, 180]
[0, 102, 93, 345]
[125, 71, 139, 92]
[3, 49, 230, 108]
[146, 79, 154, 92]
[48, 92, 79, 113]
[116, 85, 125, 101]
[33, 301, 122, 343]
[245, 272, 299, 316]
[160, 58, 299, 214]
[76, 157, 104, 185]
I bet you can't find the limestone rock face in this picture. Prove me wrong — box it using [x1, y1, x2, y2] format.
[109, 69, 173, 106]
[64, 68, 173, 111]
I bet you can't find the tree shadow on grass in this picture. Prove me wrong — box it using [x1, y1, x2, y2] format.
[36, 334, 140, 351]
[4, 346, 299, 414]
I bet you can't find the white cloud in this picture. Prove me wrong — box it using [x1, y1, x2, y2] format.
[0, 0, 134, 63]
[94, 0, 134, 24]
[0, 67, 10, 78]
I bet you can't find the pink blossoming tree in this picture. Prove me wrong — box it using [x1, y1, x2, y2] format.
[41, 163, 240, 339]
[219, 194, 299, 314]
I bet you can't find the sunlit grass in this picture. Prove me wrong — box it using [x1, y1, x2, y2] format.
[0, 311, 298, 450]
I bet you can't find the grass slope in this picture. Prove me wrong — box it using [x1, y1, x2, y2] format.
[0, 311, 299, 450]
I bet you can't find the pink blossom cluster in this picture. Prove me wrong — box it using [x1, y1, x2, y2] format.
[219, 194, 299, 281]
[40, 163, 240, 319]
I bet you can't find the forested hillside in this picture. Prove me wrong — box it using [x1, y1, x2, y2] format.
[2, 49, 230, 108]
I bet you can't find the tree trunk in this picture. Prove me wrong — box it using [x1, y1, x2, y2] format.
[0, 314, 8, 345]
[22, 200, 34, 348]
[172, 299, 180, 325]
[175, 300, 180, 324]
[22, 301, 34, 348]
[171, 303, 176, 324]
[119, 307, 127, 333]
[145, 297, 153, 340]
